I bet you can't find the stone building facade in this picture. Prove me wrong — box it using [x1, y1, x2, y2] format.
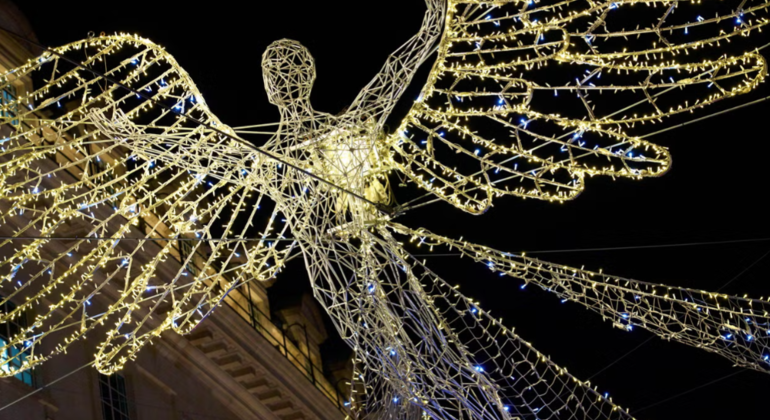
[0, 2, 349, 419]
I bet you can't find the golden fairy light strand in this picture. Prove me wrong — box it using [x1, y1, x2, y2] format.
[1, 1, 769, 419]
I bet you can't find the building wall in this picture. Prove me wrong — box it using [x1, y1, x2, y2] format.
[0, 5, 348, 420]
[1, 299, 347, 420]
[0, 336, 237, 420]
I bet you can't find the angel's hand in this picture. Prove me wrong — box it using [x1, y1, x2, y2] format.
[424, 0, 447, 39]
[425, 0, 447, 15]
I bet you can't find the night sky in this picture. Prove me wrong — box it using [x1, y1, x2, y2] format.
[11, 1, 770, 418]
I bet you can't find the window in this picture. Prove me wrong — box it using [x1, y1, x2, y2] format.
[90, 152, 116, 193]
[1, 84, 19, 126]
[0, 298, 35, 387]
[99, 373, 131, 420]
[179, 240, 199, 277]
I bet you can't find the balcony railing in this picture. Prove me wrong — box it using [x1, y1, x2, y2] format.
[218, 281, 349, 411]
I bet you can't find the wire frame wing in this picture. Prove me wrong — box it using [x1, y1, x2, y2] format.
[0, 34, 292, 376]
[336, 229, 636, 419]
[387, 222, 770, 374]
[388, 0, 769, 214]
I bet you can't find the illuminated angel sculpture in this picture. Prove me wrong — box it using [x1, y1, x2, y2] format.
[2, 0, 770, 418]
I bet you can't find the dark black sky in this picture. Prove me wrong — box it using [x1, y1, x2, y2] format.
[12, 1, 770, 418]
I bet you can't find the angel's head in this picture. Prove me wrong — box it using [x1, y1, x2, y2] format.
[262, 39, 316, 108]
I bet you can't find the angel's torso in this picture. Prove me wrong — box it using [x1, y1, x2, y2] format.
[263, 111, 391, 239]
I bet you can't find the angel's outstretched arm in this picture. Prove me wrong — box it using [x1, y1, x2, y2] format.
[348, 0, 445, 123]
[386, 222, 770, 374]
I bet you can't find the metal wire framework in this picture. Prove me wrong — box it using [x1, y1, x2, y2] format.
[1, 1, 769, 419]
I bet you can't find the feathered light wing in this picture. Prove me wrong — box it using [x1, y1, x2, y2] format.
[389, 0, 769, 214]
[386, 221, 770, 374]
[0, 35, 292, 376]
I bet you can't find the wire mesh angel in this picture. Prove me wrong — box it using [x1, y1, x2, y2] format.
[2, 0, 770, 418]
